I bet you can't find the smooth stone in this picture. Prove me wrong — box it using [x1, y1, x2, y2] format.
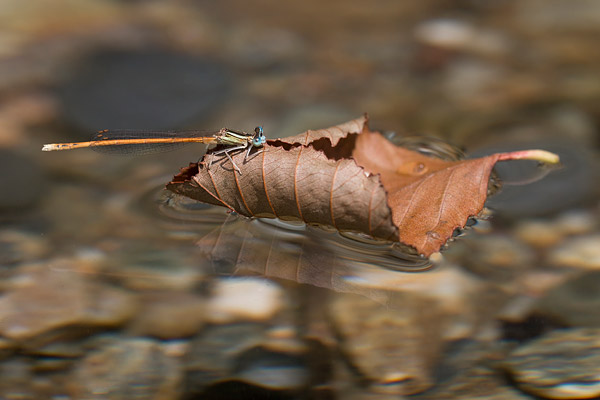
[57, 50, 230, 131]
[414, 365, 530, 400]
[479, 140, 598, 218]
[549, 234, 600, 270]
[514, 220, 564, 248]
[457, 235, 535, 281]
[70, 338, 181, 400]
[341, 263, 508, 341]
[533, 270, 600, 327]
[127, 291, 206, 339]
[114, 250, 204, 292]
[233, 348, 309, 390]
[184, 323, 267, 372]
[502, 328, 600, 399]
[515, 270, 570, 298]
[0, 229, 49, 266]
[329, 292, 445, 395]
[205, 277, 284, 323]
[554, 210, 597, 236]
[0, 263, 137, 342]
[184, 323, 276, 393]
[184, 320, 307, 395]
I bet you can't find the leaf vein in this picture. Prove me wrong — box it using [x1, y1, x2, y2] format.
[234, 166, 253, 216]
[294, 147, 304, 220]
[330, 162, 341, 229]
[262, 148, 278, 218]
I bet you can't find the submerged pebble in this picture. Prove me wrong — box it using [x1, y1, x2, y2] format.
[502, 328, 600, 399]
[184, 323, 269, 391]
[329, 292, 445, 395]
[514, 220, 564, 248]
[414, 365, 530, 400]
[205, 277, 285, 323]
[554, 210, 598, 236]
[70, 338, 181, 400]
[0, 229, 49, 266]
[184, 322, 308, 395]
[115, 251, 205, 292]
[127, 291, 206, 339]
[533, 270, 600, 327]
[0, 263, 137, 343]
[458, 235, 535, 281]
[549, 234, 600, 270]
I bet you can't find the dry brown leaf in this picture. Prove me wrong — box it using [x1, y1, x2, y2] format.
[167, 116, 559, 257]
[168, 144, 398, 241]
[354, 131, 498, 256]
[274, 114, 367, 147]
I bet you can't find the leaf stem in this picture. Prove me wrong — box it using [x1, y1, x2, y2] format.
[497, 149, 560, 165]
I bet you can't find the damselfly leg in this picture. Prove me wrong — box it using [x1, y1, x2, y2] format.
[208, 144, 247, 173]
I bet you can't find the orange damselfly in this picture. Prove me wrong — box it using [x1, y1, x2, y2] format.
[42, 126, 267, 173]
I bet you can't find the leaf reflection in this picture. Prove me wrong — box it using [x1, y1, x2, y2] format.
[195, 215, 433, 298]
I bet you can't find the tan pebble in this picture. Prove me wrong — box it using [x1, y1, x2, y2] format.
[555, 210, 597, 235]
[514, 220, 563, 247]
[550, 235, 600, 269]
[205, 277, 284, 323]
[128, 291, 206, 339]
[330, 292, 445, 395]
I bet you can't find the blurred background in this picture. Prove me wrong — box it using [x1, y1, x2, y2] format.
[0, 0, 599, 399]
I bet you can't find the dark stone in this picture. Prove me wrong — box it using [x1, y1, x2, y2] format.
[475, 140, 598, 218]
[57, 50, 231, 132]
[184, 323, 309, 396]
[194, 381, 292, 400]
[184, 323, 270, 393]
[533, 271, 600, 327]
[500, 313, 567, 343]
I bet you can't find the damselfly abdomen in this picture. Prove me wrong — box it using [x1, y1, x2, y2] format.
[42, 126, 267, 173]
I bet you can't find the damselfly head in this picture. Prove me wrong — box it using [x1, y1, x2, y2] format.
[252, 126, 266, 147]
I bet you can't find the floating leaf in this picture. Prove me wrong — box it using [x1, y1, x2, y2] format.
[167, 117, 559, 257]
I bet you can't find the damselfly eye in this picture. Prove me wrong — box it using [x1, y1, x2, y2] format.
[255, 126, 263, 136]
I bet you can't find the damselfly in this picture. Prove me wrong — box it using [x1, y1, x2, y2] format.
[42, 126, 267, 173]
